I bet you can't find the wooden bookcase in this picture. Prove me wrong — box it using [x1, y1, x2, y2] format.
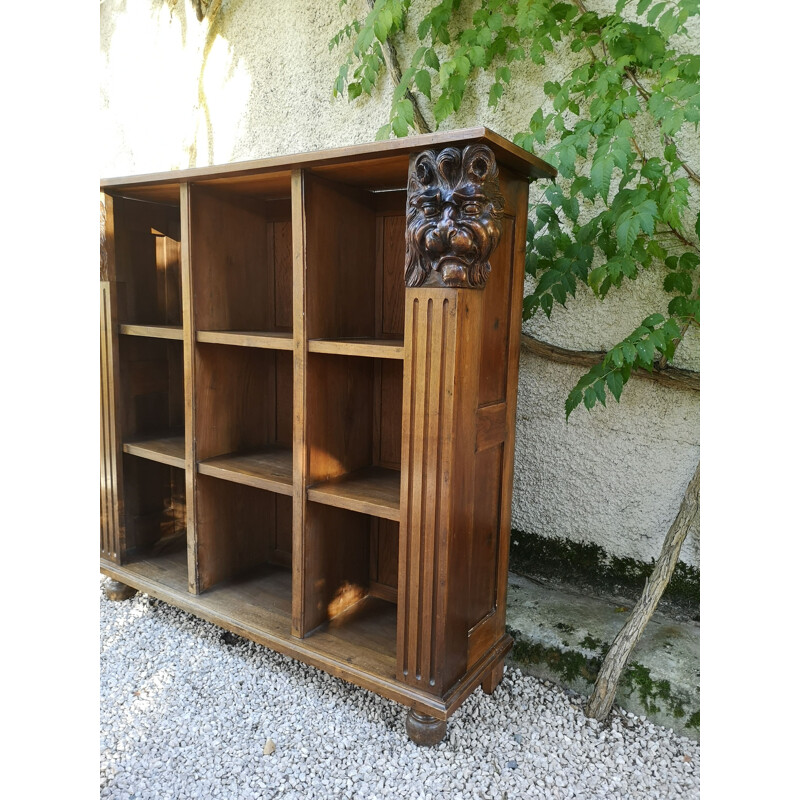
[100, 128, 554, 745]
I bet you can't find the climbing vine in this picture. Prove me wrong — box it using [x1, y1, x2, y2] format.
[331, 0, 699, 418]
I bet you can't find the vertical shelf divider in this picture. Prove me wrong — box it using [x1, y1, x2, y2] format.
[100, 193, 125, 564]
[291, 169, 309, 638]
[181, 182, 200, 595]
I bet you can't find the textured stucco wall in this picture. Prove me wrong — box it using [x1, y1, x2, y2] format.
[100, 0, 700, 567]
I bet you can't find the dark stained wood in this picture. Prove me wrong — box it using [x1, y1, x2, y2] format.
[112, 197, 182, 326]
[198, 447, 292, 495]
[307, 338, 404, 359]
[406, 711, 447, 746]
[195, 345, 292, 461]
[120, 323, 183, 340]
[291, 169, 310, 638]
[308, 466, 400, 521]
[102, 127, 555, 193]
[194, 475, 282, 592]
[123, 435, 186, 468]
[191, 191, 292, 333]
[101, 278, 125, 564]
[181, 183, 200, 595]
[101, 131, 547, 743]
[304, 174, 376, 340]
[103, 579, 137, 601]
[196, 330, 292, 349]
[397, 288, 483, 695]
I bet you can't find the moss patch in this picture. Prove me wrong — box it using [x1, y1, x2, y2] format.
[509, 530, 699, 616]
[507, 626, 699, 730]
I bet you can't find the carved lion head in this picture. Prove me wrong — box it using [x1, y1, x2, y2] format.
[405, 145, 504, 289]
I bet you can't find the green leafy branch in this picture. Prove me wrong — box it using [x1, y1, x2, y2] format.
[331, 0, 699, 418]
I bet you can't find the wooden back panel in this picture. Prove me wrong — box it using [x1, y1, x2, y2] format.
[190, 189, 292, 332]
[112, 197, 181, 325]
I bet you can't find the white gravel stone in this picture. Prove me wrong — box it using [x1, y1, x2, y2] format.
[101, 579, 699, 799]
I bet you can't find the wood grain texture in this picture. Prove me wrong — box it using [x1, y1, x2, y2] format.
[198, 447, 293, 495]
[102, 132, 547, 735]
[196, 330, 292, 349]
[397, 288, 483, 695]
[102, 127, 555, 192]
[308, 466, 400, 521]
[307, 339, 404, 359]
[101, 280, 124, 563]
[123, 435, 186, 468]
[181, 183, 200, 594]
[120, 324, 183, 340]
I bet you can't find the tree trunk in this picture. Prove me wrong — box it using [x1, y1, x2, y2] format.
[585, 462, 700, 722]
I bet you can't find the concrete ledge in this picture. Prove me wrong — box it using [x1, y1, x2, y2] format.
[505, 572, 700, 740]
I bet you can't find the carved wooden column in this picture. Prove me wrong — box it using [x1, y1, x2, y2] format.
[397, 145, 506, 745]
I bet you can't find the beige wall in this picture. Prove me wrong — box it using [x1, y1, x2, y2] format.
[100, 0, 700, 567]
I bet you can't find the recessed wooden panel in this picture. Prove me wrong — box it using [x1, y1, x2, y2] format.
[191, 189, 292, 332]
[478, 217, 515, 407]
[195, 475, 283, 592]
[113, 197, 181, 326]
[306, 353, 374, 484]
[371, 518, 400, 597]
[195, 345, 292, 462]
[303, 504, 371, 633]
[119, 337, 184, 442]
[468, 444, 504, 628]
[304, 175, 376, 340]
[380, 214, 406, 337]
[378, 359, 403, 468]
[122, 456, 186, 559]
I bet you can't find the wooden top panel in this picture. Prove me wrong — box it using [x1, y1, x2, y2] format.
[100, 128, 556, 192]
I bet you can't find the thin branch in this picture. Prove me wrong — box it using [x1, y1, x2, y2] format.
[586, 463, 700, 722]
[520, 333, 699, 392]
[367, 0, 432, 134]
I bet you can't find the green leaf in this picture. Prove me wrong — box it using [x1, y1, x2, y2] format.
[424, 48, 440, 71]
[489, 82, 504, 106]
[583, 386, 597, 410]
[590, 154, 614, 200]
[347, 82, 363, 101]
[391, 113, 408, 138]
[679, 252, 700, 270]
[376, 123, 391, 141]
[565, 387, 583, 420]
[637, 0, 654, 14]
[663, 272, 693, 294]
[647, 2, 667, 23]
[635, 338, 655, 366]
[415, 69, 431, 99]
[616, 215, 640, 252]
[622, 341, 637, 363]
[594, 380, 607, 407]
[642, 313, 665, 328]
[541, 293, 554, 317]
[497, 66, 511, 84]
[606, 370, 623, 401]
[610, 347, 624, 368]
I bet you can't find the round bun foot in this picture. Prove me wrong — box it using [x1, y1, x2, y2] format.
[104, 579, 137, 601]
[406, 710, 447, 746]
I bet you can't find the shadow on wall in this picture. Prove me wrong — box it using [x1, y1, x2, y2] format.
[100, 0, 253, 172]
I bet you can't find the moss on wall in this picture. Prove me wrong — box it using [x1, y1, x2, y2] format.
[509, 529, 699, 616]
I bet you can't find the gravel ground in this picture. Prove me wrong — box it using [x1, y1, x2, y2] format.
[100, 580, 700, 800]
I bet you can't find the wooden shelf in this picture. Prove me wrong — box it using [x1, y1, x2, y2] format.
[198, 447, 293, 495]
[122, 435, 186, 468]
[308, 466, 400, 521]
[120, 324, 183, 340]
[308, 338, 404, 359]
[196, 330, 293, 350]
[100, 551, 397, 685]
